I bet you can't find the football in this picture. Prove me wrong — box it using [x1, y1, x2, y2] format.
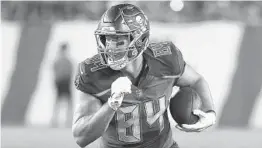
[169, 87, 202, 125]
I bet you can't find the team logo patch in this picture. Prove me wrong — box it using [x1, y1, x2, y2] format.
[135, 89, 143, 98]
[149, 42, 172, 57]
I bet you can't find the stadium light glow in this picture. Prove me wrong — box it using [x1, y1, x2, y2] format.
[170, 0, 184, 12]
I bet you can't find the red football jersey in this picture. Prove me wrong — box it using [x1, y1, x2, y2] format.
[75, 41, 185, 148]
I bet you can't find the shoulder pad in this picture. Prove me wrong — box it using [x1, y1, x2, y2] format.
[144, 41, 185, 77]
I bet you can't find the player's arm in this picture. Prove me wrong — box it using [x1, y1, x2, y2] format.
[174, 64, 216, 131]
[168, 42, 215, 131]
[72, 92, 116, 147]
[168, 42, 214, 112]
[175, 64, 215, 113]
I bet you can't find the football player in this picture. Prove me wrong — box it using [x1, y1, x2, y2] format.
[72, 4, 216, 148]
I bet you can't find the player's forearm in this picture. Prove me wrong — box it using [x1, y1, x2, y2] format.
[191, 76, 215, 112]
[73, 103, 115, 147]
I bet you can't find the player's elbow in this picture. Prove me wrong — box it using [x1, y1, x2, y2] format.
[72, 126, 89, 147]
[72, 125, 96, 147]
[73, 131, 92, 147]
[74, 136, 89, 148]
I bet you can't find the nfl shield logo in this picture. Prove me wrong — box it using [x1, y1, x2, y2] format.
[135, 89, 143, 98]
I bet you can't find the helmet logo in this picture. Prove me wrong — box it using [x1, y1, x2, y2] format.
[136, 15, 147, 31]
[136, 16, 143, 24]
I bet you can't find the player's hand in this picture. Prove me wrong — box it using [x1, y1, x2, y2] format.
[108, 77, 132, 111]
[175, 109, 216, 132]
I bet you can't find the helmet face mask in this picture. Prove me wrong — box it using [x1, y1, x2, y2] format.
[96, 34, 131, 70]
[94, 4, 150, 70]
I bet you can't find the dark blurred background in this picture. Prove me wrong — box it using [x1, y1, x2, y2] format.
[1, 1, 262, 24]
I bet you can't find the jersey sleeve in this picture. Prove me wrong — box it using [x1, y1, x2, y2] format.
[169, 41, 186, 76]
[168, 42, 186, 86]
[146, 41, 186, 77]
[74, 61, 97, 94]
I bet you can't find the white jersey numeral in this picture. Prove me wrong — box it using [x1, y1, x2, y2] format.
[144, 96, 166, 133]
[116, 96, 167, 143]
[116, 104, 141, 143]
